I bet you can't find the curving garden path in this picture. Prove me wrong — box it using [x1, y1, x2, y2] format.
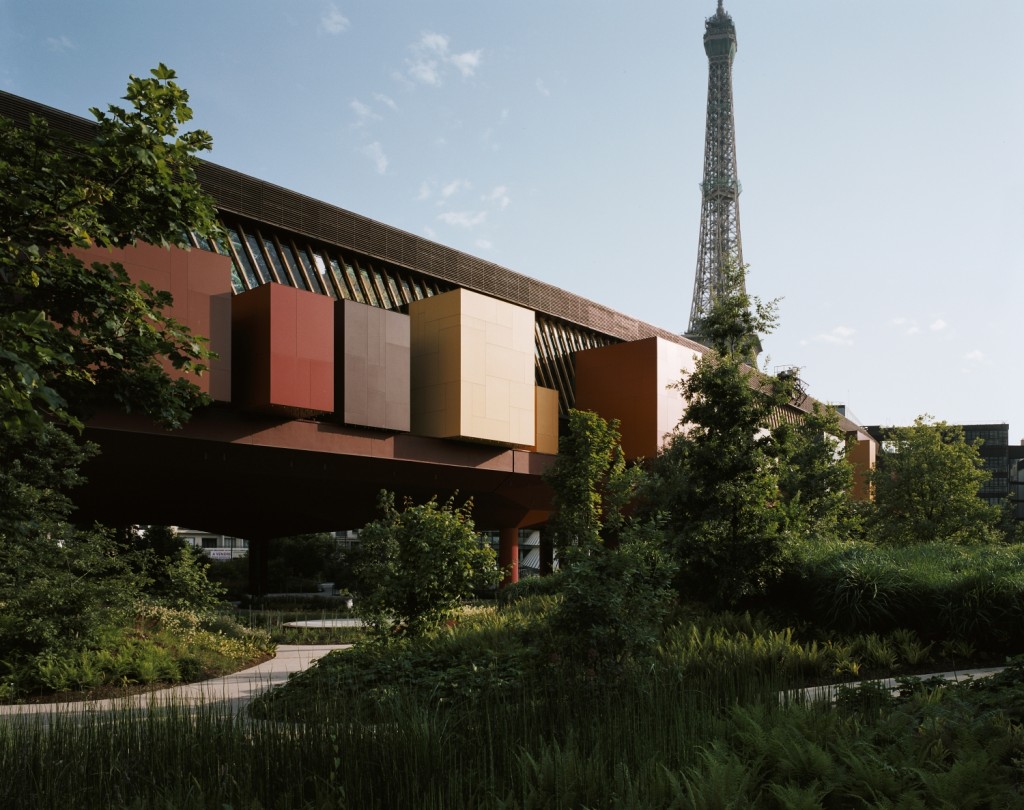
[0, 644, 348, 724]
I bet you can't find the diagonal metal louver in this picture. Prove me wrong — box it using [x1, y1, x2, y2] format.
[191, 215, 616, 417]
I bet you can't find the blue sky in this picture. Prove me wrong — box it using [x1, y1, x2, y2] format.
[3, 1, 1022, 437]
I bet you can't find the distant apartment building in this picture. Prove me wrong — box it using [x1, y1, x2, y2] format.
[175, 529, 249, 561]
[866, 423, 1024, 515]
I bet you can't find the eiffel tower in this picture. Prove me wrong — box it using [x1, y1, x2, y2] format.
[688, 0, 745, 339]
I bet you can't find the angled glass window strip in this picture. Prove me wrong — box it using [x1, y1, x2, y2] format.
[396, 274, 413, 305]
[229, 264, 245, 294]
[263, 235, 292, 286]
[534, 322, 560, 394]
[552, 326, 581, 412]
[298, 246, 329, 296]
[275, 239, 308, 291]
[328, 257, 353, 301]
[342, 261, 366, 304]
[384, 273, 405, 308]
[309, 249, 336, 298]
[287, 240, 318, 294]
[212, 232, 232, 256]
[243, 231, 274, 285]
[375, 271, 397, 309]
[366, 263, 391, 308]
[536, 320, 573, 414]
[227, 227, 259, 289]
[357, 264, 380, 307]
[364, 262, 391, 308]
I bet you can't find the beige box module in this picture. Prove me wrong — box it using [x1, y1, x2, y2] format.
[575, 337, 703, 461]
[532, 386, 560, 454]
[409, 288, 536, 446]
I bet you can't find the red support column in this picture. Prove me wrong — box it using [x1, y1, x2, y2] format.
[498, 527, 519, 587]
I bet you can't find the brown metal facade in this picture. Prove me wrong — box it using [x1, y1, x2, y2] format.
[0, 90, 703, 418]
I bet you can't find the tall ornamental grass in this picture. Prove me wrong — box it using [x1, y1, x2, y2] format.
[771, 539, 1024, 652]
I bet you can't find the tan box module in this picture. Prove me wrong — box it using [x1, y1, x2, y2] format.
[410, 289, 536, 447]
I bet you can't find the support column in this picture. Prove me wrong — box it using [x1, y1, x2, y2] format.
[498, 527, 519, 588]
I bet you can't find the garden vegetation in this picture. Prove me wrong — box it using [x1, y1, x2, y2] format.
[4, 75, 1024, 808]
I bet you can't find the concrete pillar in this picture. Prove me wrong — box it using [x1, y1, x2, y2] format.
[498, 527, 519, 587]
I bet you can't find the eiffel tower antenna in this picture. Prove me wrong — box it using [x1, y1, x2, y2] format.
[688, 1, 746, 340]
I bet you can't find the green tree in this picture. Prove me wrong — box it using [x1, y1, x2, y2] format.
[0, 426, 143, 660]
[689, 261, 777, 365]
[0, 63, 220, 435]
[869, 416, 1002, 545]
[542, 409, 676, 663]
[776, 403, 856, 540]
[0, 68, 225, 672]
[354, 491, 500, 637]
[124, 526, 225, 613]
[645, 264, 797, 607]
[543, 409, 643, 562]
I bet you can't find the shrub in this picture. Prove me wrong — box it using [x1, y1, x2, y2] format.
[355, 491, 501, 637]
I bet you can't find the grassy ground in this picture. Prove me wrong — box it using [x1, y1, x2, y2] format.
[4, 599, 1024, 808]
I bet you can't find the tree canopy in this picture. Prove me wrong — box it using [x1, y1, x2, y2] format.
[355, 491, 500, 637]
[0, 64, 221, 434]
[869, 416, 1002, 545]
[0, 68, 228, 681]
[644, 263, 854, 606]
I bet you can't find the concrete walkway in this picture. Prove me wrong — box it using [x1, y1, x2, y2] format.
[0, 644, 348, 723]
[783, 665, 1006, 705]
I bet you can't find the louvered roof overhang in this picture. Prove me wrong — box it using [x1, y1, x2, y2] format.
[1, 90, 864, 436]
[0, 89, 703, 352]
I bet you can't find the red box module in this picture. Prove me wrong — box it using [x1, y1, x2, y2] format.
[232, 283, 334, 417]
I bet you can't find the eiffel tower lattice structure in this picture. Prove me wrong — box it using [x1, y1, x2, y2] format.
[688, 0, 746, 339]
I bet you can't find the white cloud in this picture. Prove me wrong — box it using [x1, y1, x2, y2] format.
[483, 185, 510, 208]
[320, 4, 350, 35]
[406, 31, 482, 86]
[891, 317, 920, 336]
[438, 210, 487, 228]
[422, 226, 437, 240]
[350, 99, 381, 126]
[416, 182, 432, 201]
[46, 35, 74, 52]
[440, 179, 470, 200]
[362, 142, 388, 174]
[812, 326, 855, 346]
[964, 349, 988, 364]
[408, 57, 441, 86]
[374, 93, 398, 112]
[536, 79, 550, 97]
[929, 319, 947, 332]
[420, 32, 449, 54]
[475, 238, 493, 251]
[449, 49, 482, 77]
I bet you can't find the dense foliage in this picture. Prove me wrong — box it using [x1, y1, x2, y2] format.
[0, 68, 235, 699]
[0, 64, 220, 435]
[641, 264, 857, 607]
[355, 491, 500, 636]
[543, 409, 641, 558]
[870, 416, 1002, 545]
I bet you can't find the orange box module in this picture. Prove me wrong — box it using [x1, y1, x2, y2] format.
[574, 337, 701, 462]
